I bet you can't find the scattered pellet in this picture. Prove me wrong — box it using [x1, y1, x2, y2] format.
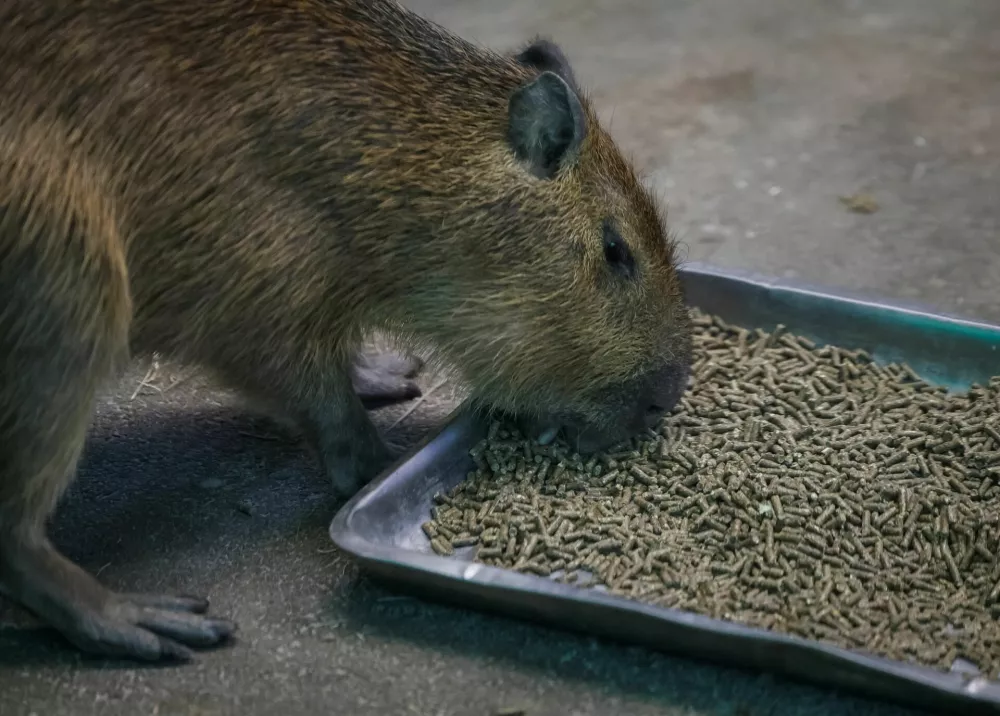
[426, 309, 1000, 679]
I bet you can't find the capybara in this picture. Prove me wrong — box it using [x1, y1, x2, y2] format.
[0, 0, 693, 661]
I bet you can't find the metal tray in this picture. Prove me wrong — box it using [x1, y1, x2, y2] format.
[330, 262, 1000, 714]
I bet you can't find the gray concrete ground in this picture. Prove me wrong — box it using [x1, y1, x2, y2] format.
[2, 0, 999, 714]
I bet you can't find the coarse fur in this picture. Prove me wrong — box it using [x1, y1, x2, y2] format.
[0, 0, 692, 661]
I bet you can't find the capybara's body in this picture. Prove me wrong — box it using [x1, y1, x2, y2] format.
[0, 0, 692, 661]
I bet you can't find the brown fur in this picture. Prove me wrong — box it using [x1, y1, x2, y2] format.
[0, 0, 692, 661]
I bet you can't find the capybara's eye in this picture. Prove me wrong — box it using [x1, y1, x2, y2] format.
[602, 220, 636, 279]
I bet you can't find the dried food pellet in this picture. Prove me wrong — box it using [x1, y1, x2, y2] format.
[426, 309, 1000, 679]
[430, 537, 454, 556]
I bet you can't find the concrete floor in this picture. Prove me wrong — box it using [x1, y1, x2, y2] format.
[2, 0, 999, 714]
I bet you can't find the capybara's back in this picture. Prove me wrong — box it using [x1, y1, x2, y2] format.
[0, 0, 692, 661]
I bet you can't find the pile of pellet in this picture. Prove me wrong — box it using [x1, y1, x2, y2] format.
[423, 309, 1000, 677]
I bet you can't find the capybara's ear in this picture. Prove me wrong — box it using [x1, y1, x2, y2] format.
[506, 70, 587, 180]
[514, 37, 579, 92]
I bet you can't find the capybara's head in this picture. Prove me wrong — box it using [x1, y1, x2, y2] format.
[398, 39, 693, 452]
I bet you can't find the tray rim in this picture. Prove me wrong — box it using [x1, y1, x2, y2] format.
[675, 261, 1000, 338]
[330, 262, 1000, 713]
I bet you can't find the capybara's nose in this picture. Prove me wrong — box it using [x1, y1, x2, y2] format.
[636, 362, 689, 430]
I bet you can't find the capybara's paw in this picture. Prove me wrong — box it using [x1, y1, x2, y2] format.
[65, 592, 236, 662]
[351, 348, 424, 408]
[0, 538, 235, 662]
